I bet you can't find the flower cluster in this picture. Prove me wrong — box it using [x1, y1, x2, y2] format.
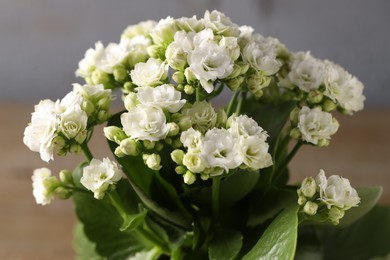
[23, 10, 371, 260]
[297, 169, 360, 225]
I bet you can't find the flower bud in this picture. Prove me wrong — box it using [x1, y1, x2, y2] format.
[143, 140, 156, 150]
[172, 71, 186, 84]
[238, 62, 250, 75]
[184, 67, 196, 83]
[59, 169, 73, 185]
[227, 64, 242, 79]
[113, 66, 128, 82]
[328, 206, 345, 225]
[165, 137, 173, 145]
[183, 170, 196, 185]
[178, 116, 192, 131]
[317, 138, 330, 147]
[120, 138, 141, 156]
[123, 82, 135, 93]
[303, 201, 318, 216]
[176, 84, 184, 91]
[300, 177, 317, 198]
[155, 142, 164, 151]
[175, 165, 187, 175]
[216, 109, 227, 127]
[171, 138, 182, 149]
[184, 84, 195, 95]
[127, 51, 149, 68]
[92, 69, 110, 85]
[143, 153, 162, 171]
[52, 136, 66, 150]
[307, 90, 323, 104]
[322, 99, 337, 112]
[81, 100, 95, 116]
[289, 107, 300, 123]
[289, 128, 301, 139]
[97, 97, 110, 110]
[298, 195, 307, 206]
[97, 110, 109, 122]
[54, 186, 72, 200]
[124, 92, 139, 111]
[114, 146, 126, 157]
[104, 126, 127, 144]
[70, 144, 81, 154]
[75, 130, 87, 144]
[171, 149, 185, 164]
[146, 45, 165, 59]
[226, 76, 244, 91]
[167, 122, 180, 136]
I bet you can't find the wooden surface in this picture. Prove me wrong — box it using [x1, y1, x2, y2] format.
[1, 102, 389, 259]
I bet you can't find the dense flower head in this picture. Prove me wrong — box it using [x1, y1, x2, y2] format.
[32, 167, 59, 205]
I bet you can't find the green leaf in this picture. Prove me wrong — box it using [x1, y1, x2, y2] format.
[73, 178, 149, 259]
[74, 222, 104, 260]
[243, 205, 299, 260]
[339, 186, 383, 227]
[318, 205, 390, 260]
[208, 229, 243, 260]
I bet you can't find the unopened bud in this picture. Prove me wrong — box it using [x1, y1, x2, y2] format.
[289, 128, 301, 139]
[178, 116, 192, 131]
[328, 206, 345, 225]
[175, 165, 187, 175]
[124, 92, 139, 111]
[52, 136, 66, 150]
[120, 138, 141, 156]
[183, 171, 196, 185]
[300, 177, 317, 198]
[317, 138, 330, 147]
[92, 69, 110, 85]
[167, 122, 180, 136]
[184, 84, 195, 95]
[123, 82, 135, 93]
[228, 64, 242, 79]
[143, 140, 156, 150]
[59, 169, 73, 185]
[307, 90, 323, 104]
[104, 126, 127, 144]
[54, 187, 72, 200]
[184, 68, 196, 83]
[81, 100, 95, 116]
[237, 61, 250, 75]
[303, 201, 318, 216]
[75, 130, 87, 144]
[216, 109, 227, 127]
[155, 142, 164, 151]
[70, 144, 81, 154]
[323, 99, 337, 112]
[114, 146, 126, 157]
[289, 107, 300, 123]
[172, 71, 185, 84]
[143, 153, 162, 171]
[113, 66, 128, 82]
[298, 195, 307, 206]
[171, 149, 185, 164]
[226, 76, 244, 91]
[97, 110, 109, 122]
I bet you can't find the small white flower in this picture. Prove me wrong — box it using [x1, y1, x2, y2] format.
[176, 15, 205, 32]
[180, 127, 203, 151]
[130, 58, 168, 87]
[201, 128, 241, 172]
[143, 153, 162, 171]
[95, 42, 130, 74]
[238, 136, 273, 170]
[32, 168, 58, 205]
[316, 169, 360, 210]
[149, 16, 178, 45]
[75, 42, 105, 78]
[204, 10, 239, 37]
[60, 91, 84, 111]
[121, 20, 156, 39]
[121, 104, 169, 141]
[72, 83, 111, 104]
[59, 104, 88, 140]
[136, 84, 186, 113]
[23, 99, 59, 162]
[183, 152, 206, 173]
[297, 106, 339, 145]
[284, 52, 326, 92]
[182, 101, 217, 133]
[228, 114, 268, 141]
[219, 36, 240, 61]
[80, 158, 122, 199]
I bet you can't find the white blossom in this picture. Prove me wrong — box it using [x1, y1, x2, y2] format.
[182, 101, 217, 133]
[130, 58, 168, 87]
[95, 42, 130, 74]
[32, 168, 57, 205]
[228, 114, 268, 141]
[180, 127, 203, 151]
[203, 10, 239, 37]
[297, 106, 339, 145]
[182, 152, 206, 173]
[73, 83, 111, 103]
[23, 99, 59, 162]
[121, 20, 156, 39]
[121, 104, 169, 141]
[237, 136, 273, 170]
[176, 15, 205, 32]
[75, 42, 105, 78]
[136, 84, 186, 113]
[316, 169, 360, 210]
[149, 16, 178, 45]
[80, 158, 122, 199]
[59, 104, 88, 140]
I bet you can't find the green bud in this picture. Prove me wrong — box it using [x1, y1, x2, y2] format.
[113, 66, 128, 82]
[146, 45, 165, 59]
[75, 130, 87, 144]
[97, 97, 110, 110]
[92, 69, 110, 85]
[307, 90, 323, 104]
[328, 206, 345, 225]
[70, 144, 81, 154]
[226, 76, 244, 91]
[323, 99, 337, 112]
[104, 126, 127, 144]
[52, 136, 66, 150]
[184, 84, 195, 95]
[171, 138, 182, 148]
[178, 116, 192, 131]
[216, 109, 228, 127]
[303, 201, 318, 216]
[289, 107, 300, 124]
[300, 177, 317, 198]
[124, 92, 139, 111]
[57, 149, 67, 157]
[228, 64, 242, 79]
[167, 122, 180, 136]
[175, 165, 187, 175]
[59, 169, 73, 185]
[143, 153, 162, 171]
[183, 171, 196, 185]
[171, 149, 185, 164]
[128, 51, 148, 68]
[289, 128, 301, 139]
[184, 68, 196, 83]
[155, 142, 164, 151]
[120, 138, 141, 156]
[143, 140, 156, 150]
[123, 82, 135, 93]
[114, 146, 126, 157]
[85, 76, 94, 85]
[176, 84, 184, 91]
[97, 110, 109, 122]
[298, 195, 307, 206]
[317, 138, 330, 147]
[81, 100, 95, 116]
[165, 137, 172, 145]
[172, 71, 186, 84]
[54, 187, 72, 200]
[238, 61, 250, 75]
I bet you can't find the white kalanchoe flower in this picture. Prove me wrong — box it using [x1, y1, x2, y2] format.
[316, 169, 360, 210]
[136, 84, 186, 113]
[182, 101, 217, 133]
[176, 15, 205, 32]
[149, 16, 178, 45]
[95, 42, 131, 74]
[201, 128, 241, 172]
[121, 104, 170, 141]
[59, 104, 88, 141]
[182, 152, 206, 173]
[180, 127, 203, 151]
[203, 10, 240, 37]
[228, 114, 269, 141]
[32, 168, 58, 205]
[121, 20, 156, 39]
[323, 61, 365, 114]
[130, 58, 168, 87]
[237, 136, 273, 170]
[23, 99, 59, 162]
[60, 91, 84, 111]
[188, 30, 234, 93]
[75, 41, 105, 78]
[297, 106, 339, 145]
[165, 31, 195, 70]
[80, 158, 122, 199]
[73, 83, 111, 108]
[282, 52, 326, 92]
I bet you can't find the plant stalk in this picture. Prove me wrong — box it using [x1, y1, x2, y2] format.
[80, 141, 93, 162]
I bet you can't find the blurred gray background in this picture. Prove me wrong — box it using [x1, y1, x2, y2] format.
[1, 0, 389, 106]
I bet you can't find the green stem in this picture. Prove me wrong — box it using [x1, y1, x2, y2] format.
[226, 89, 240, 117]
[196, 85, 202, 102]
[134, 227, 169, 254]
[235, 91, 247, 115]
[274, 141, 303, 181]
[212, 176, 222, 221]
[80, 141, 93, 162]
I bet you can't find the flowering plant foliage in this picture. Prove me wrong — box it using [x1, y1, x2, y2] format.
[24, 10, 389, 259]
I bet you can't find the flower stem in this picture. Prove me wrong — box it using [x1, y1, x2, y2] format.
[235, 91, 247, 115]
[196, 85, 202, 102]
[212, 176, 222, 221]
[226, 89, 240, 117]
[273, 141, 303, 183]
[80, 141, 93, 162]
